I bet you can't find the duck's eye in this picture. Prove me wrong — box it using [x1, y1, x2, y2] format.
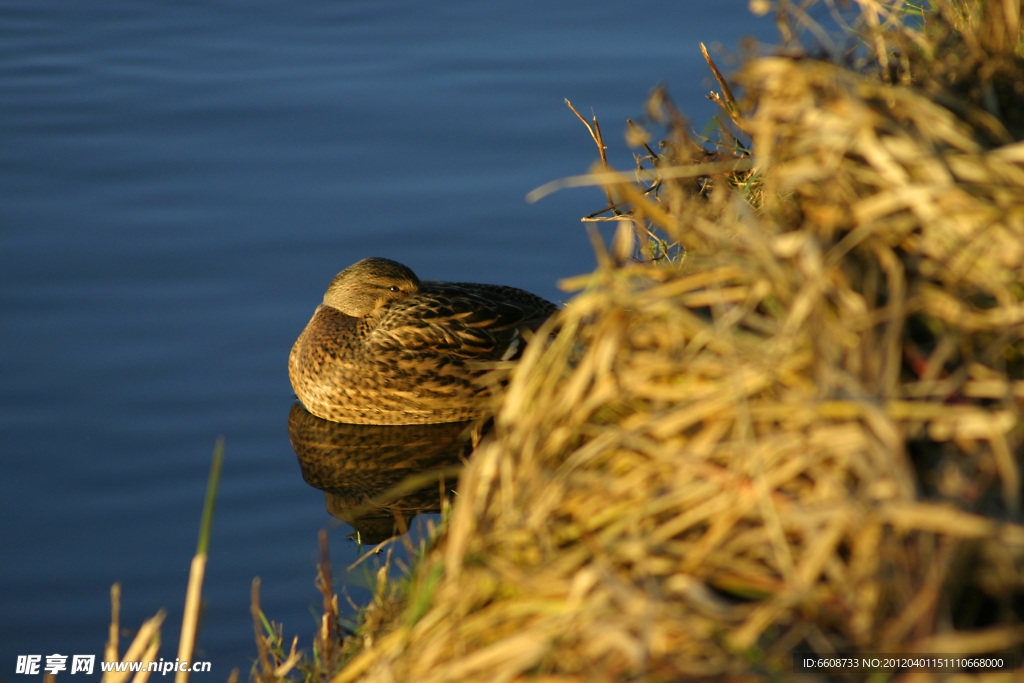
[389, 286, 401, 292]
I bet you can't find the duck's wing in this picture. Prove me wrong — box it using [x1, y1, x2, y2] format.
[370, 282, 557, 361]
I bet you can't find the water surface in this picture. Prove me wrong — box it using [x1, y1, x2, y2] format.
[1, 1, 776, 675]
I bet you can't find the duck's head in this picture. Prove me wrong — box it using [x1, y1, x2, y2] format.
[322, 257, 421, 317]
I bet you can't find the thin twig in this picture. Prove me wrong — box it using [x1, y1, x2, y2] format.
[566, 98, 617, 213]
[700, 42, 750, 135]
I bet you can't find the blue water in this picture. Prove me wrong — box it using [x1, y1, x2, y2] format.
[1, 0, 775, 676]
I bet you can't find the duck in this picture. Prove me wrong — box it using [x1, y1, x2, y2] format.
[288, 257, 558, 425]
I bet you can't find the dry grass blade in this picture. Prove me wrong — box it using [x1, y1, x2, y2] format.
[565, 98, 616, 215]
[700, 41, 748, 135]
[101, 587, 165, 683]
[175, 436, 223, 683]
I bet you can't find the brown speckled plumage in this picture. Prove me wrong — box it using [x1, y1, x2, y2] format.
[289, 257, 558, 425]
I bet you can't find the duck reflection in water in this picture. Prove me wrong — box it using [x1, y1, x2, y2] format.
[288, 403, 480, 544]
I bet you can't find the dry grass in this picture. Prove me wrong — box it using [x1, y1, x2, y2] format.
[91, 439, 227, 683]
[273, 1, 1024, 680]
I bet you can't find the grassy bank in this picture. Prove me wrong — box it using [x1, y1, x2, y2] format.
[254, 1, 1024, 681]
